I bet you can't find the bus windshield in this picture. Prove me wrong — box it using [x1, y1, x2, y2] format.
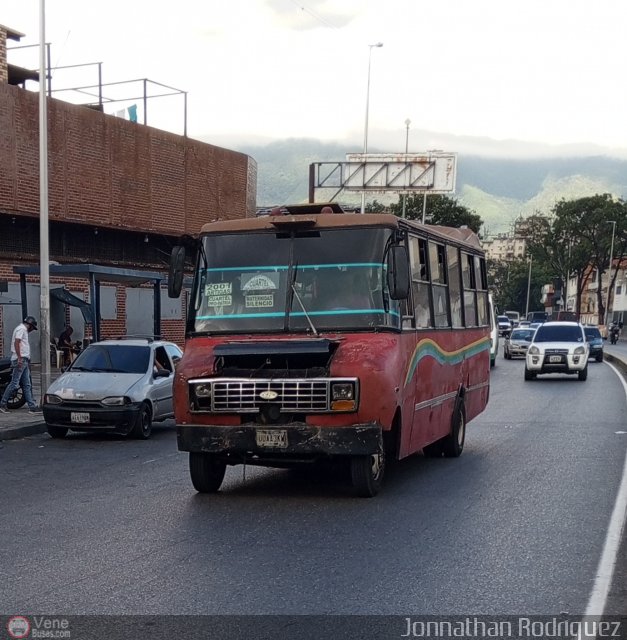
[192, 227, 400, 334]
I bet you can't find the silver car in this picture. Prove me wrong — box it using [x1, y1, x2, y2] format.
[43, 338, 182, 439]
[503, 327, 535, 359]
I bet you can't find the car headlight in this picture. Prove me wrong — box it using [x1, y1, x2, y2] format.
[101, 396, 131, 406]
[44, 394, 62, 405]
[528, 346, 540, 355]
[574, 346, 586, 355]
[194, 383, 212, 398]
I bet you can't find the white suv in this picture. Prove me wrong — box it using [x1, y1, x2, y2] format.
[524, 321, 589, 381]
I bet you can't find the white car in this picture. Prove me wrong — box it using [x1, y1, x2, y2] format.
[43, 338, 183, 439]
[524, 321, 589, 381]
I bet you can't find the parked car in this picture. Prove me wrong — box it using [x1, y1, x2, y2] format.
[43, 338, 183, 439]
[497, 315, 512, 337]
[583, 325, 604, 362]
[503, 327, 535, 359]
[524, 321, 589, 381]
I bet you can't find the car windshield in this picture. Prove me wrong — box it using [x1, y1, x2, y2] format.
[70, 345, 150, 373]
[533, 325, 584, 343]
[498, 316, 510, 323]
[584, 327, 601, 340]
[192, 228, 400, 334]
[510, 329, 534, 341]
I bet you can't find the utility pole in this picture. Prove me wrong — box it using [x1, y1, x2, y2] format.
[525, 254, 533, 318]
[401, 118, 410, 218]
[39, 0, 51, 400]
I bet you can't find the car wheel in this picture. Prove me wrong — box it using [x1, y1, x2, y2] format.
[131, 403, 152, 439]
[596, 353, 603, 363]
[189, 452, 227, 493]
[350, 449, 385, 497]
[524, 367, 536, 381]
[442, 401, 466, 458]
[578, 366, 588, 381]
[47, 425, 68, 439]
[6, 387, 26, 409]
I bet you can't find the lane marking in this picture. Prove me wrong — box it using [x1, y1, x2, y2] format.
[584, 360, 627, 616]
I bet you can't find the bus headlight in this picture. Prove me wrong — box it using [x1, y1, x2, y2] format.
[331, 382, 357, 411]
[194, 383, 212, 398]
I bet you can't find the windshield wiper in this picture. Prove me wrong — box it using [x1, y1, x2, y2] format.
[291, 282, 318, 336]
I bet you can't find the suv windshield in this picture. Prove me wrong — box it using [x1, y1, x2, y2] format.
[533, 325, 584, 343]
[584, 327, 602, 340]
[71, 345, 150, 374]
[192, 228, 399, 334]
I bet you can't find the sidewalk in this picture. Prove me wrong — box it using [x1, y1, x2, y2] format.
[0, 364, 60, 441]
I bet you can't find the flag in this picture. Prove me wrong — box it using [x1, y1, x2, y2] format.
[127, 104, 138, 122]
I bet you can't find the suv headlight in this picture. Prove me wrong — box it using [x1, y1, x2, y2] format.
[528, 346, 540, 355]
[44, 394, 62, 405]
[574, 346, 586, 355]
[101, 396, 131, 406]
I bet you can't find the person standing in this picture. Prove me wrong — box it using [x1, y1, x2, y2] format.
[0, 316, 42, 413]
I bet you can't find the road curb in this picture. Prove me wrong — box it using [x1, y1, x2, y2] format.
[0, 421, 46, 442]
[605, 352, 627, 377]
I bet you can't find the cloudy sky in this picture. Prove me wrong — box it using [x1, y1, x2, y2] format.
[4, 0, 627, 156]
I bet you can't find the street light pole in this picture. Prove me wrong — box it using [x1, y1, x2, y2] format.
[605, 220, 617, 326]
[360, 42, 383, 214]
[401, 118, 410, 218]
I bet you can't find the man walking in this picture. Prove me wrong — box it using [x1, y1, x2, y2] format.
[0, 316, 42, 414]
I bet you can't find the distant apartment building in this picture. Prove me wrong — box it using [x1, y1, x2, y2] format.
[482, 233, 527, 262]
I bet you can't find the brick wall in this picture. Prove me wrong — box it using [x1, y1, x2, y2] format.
[0, 83, 257, 232]
[0, 28, 7, 84]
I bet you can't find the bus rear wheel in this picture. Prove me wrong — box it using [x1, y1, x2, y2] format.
[350, 450, 385, 498]
[442, 402, 466, 458]
[189, 452, 227, 493]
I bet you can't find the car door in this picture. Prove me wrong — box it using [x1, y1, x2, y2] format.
[150, 345, 175, 419]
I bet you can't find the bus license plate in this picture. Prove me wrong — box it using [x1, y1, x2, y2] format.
[71, 412, 90, 424]
[256, 429, 288, 449]
[549, 355, 563, 363]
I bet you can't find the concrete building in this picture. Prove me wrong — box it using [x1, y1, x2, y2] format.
[0, 25, 257, 361]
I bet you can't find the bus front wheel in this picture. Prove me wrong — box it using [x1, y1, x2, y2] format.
[189, 452, 226, 493]
[350, 450, 385, 498]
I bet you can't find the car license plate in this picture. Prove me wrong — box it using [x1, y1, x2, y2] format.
[70, 412, 90, 424]
[256, 429, 288, 449]
[549, 355, 563, 363]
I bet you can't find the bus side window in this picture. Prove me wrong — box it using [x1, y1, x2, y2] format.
[409, 236, 432, 328]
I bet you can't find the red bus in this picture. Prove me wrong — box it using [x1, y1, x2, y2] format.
[168, 204, 491, 497]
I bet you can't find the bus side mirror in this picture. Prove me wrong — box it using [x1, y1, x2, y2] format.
[168, 246, 186, 298]
[387, 245, 410, 300]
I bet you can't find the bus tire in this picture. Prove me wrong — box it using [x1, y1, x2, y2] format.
[423, 440, 444, 458]
[350, 450, 385, 498]
[189, 452, 226, 493]
[442, 402, 466, 458]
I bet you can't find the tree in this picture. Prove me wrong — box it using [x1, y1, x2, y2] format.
[390, 194, 483, 233]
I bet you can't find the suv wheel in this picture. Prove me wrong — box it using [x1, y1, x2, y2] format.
[578, 366, 588, 381]
[524, 367, 536, 381]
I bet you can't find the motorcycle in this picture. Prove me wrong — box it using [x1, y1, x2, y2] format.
[0, 357, 27, 409]
[610, 326, 620, 345]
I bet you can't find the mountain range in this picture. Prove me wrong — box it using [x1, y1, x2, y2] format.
[201, 133, 627, 236]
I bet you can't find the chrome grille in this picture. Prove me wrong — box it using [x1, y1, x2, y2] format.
[189, 377, 357, 413]
[544, 349, 569, 355]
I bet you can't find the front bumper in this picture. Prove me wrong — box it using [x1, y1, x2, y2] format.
[525, 353, 588, 373]
[43, 403, 142, 433]
[508, 344, 528, 357]
[177, 422, 382, 458]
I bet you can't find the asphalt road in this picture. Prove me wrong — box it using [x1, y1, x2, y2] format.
[1, 356, 626, 617]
